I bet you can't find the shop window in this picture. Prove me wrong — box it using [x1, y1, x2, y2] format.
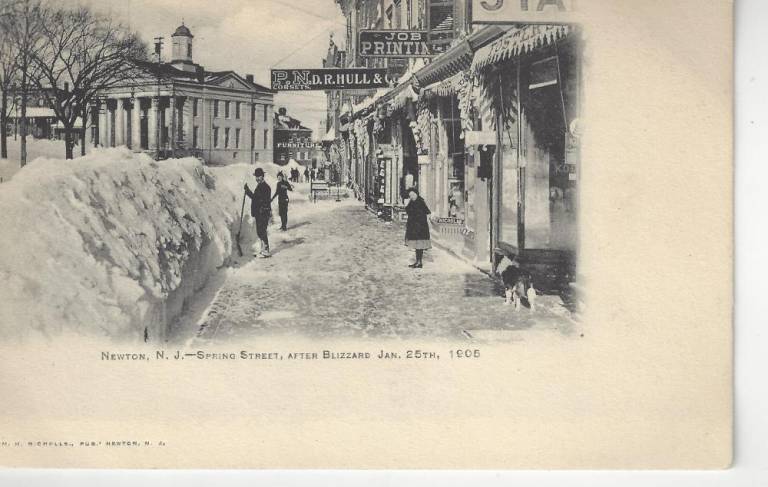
[441, 96, 465, 220]
[224, 127, 230, 148]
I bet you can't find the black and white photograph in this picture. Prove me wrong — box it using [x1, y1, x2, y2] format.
[0, 0, 581, 344]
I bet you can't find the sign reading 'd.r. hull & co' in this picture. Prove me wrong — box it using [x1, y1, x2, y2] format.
[271, 68, 393, 91]
[472, 0, 576, 24]
[359, 30, 434, 58]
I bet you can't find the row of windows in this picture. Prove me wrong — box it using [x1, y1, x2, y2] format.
[201, 127, 269, 150]
[191, 99, 271, 122]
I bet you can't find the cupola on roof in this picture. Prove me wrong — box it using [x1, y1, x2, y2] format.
[173, 24, 193, 38]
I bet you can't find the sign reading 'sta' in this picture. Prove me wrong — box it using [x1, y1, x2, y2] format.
[472, 0, 576, 24]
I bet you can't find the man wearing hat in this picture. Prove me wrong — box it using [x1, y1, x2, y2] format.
[244, 168, 272, 257]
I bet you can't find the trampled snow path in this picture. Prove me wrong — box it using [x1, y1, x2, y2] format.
[174, 190, 578, 343]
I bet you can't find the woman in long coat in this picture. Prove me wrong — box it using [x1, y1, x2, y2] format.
[404, 187, 431, 268]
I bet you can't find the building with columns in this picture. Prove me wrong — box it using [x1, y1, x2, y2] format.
[93, 23, 275, 165]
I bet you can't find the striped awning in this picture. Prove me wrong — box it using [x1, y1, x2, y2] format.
[471, 25, 572, 72]
[421, 71, 465, 98]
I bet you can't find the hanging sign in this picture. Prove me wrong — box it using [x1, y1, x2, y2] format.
[271, 69, 393, 91]
[359, 31, 434, 58]
[472, 0, 576, 24]
[464, 130, 497, 146]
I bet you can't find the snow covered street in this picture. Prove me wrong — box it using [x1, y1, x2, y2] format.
[179, 186, 578, 343]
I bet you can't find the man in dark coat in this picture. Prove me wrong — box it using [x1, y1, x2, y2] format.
[244, 168, 272, 257]
[271, 171, 293, 231]
[404, 187, 431, 268]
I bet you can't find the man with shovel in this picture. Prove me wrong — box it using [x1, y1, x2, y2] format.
[244, 168, 272, 258]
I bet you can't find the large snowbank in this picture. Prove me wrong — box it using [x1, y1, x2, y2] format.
[0, 148, 303, 342]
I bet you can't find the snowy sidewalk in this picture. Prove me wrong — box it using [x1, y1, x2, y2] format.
[178, 199, 578, 343]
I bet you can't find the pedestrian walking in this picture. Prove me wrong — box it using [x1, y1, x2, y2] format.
[272, 171, 293, 231]
[244, 168, 272, 258]
[404, 187, 431, 268]
[304, 168, 310, 183]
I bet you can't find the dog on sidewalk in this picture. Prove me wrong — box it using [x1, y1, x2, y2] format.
[499, 257, 537, 311]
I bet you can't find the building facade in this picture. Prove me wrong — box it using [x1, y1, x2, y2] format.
[274, 108, 315, 166]
[94, 24, 275, 165]
[330, 1, 582, 291]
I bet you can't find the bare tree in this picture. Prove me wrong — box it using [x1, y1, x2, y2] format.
[27, 5, 147, 159]
[0, 3, 17, 159]
[2, 0, 43, 167]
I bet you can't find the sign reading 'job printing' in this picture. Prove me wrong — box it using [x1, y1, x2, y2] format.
[271, 69, 393, 91]
[472, 0, 576, 24]
[359, 31, 434, 58]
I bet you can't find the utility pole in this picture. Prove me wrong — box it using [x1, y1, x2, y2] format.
[154, 36, 163, 160]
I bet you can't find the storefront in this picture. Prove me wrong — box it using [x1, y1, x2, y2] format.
[472, 24, 581, 288]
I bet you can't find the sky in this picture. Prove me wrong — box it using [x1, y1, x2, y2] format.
[78, 0, 347, 137]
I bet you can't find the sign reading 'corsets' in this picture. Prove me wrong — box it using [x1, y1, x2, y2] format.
[271, 69, 393, 91]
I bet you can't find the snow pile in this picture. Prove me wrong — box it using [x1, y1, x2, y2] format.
[0, 148, 285, 342]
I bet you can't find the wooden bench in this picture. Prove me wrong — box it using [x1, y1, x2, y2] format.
[310, 181, 330, 202]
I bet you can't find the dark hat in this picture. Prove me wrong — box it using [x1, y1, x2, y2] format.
[253, 168, 265, 177]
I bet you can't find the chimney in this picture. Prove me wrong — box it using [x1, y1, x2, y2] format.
[246, 74, 254, 84]
[196, 65, 205, 84]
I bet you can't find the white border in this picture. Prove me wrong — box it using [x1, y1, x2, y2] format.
[2, 0, 766, 484]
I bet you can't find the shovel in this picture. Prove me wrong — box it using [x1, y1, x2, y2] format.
[235, 190, 247, 257]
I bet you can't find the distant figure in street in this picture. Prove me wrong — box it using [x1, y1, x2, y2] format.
[310, 168, 316, 181]
[272, 171, 293, 231]
[404, 187, 431, 269]
[304, 168, 310, 183]
[244, 168, 272, 258]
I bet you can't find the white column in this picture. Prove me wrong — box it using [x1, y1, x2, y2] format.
[114, 98, 125, 146]
[200, 98, 209, 151]
[168, 96, 176, 153]
[186, 98, 195, 149]
[131, 98, 142, 151]
[98, 100, 108, 147]
[107, 100, 115, 147]
[148, 97, 158, 152]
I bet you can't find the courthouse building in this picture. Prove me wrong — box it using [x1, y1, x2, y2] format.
[93, 24, 275, 165]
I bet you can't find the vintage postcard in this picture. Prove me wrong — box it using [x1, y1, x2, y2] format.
[0, 0, 732, 469]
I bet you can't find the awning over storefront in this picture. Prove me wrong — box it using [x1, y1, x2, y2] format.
[471, 24, 572, 72]
[421, 71, 466, 98]
[413, 39, 472, 88]
[412, 25, 508, 88]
